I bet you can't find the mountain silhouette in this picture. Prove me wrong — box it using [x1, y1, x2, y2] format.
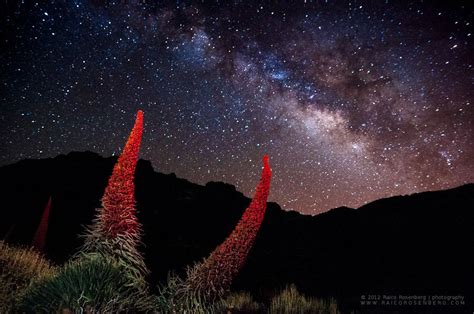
[1, 151, 473, 311]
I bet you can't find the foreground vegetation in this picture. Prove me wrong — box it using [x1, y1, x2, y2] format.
[0, 243, 338, 312]
[0, 241, 57, 312]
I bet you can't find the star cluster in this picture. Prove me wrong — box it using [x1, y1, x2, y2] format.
[1, 1, 473, 214]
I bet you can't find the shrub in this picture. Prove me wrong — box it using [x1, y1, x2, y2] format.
[156, 156, 272, 311]
[0, 241, 57, 312]
[21, 111, 156, 312]
[156, 272, 223, 313]
[184, 156, 272, 299]
[81, 110, 147, 284]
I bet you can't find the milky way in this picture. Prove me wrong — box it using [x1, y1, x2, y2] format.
[1, 1, 473, 214]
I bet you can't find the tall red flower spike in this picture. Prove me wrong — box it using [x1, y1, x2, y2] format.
[32, 196, 52, 252]
[80, 110, 149, 288]
[186, 155, 272, 297]
[97, 110, 143, 239]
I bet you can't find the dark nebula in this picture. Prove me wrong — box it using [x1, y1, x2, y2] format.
[1, 1, 473, 214]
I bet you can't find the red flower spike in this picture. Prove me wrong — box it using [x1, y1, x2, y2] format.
[97, 110, 143, 239]
[32, 196, 52, 252]
[188, 155, 272, 294]
[80, 110, 149, 285]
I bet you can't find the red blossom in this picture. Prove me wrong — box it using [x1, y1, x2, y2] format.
[189, 155, 272, 293]
[32, 196, 52, 251]
[97, 110, 143, 239]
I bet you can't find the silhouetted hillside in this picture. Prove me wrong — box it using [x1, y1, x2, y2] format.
[1, 152, 473, 312]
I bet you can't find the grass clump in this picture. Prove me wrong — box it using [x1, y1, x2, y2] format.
[0, 241, 57, 312]
[21, 254, 156, 313]
[220, 291, 262, 313]
[270, 284, 339, 314]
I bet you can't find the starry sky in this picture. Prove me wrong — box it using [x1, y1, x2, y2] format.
[1, 1, 473, 214]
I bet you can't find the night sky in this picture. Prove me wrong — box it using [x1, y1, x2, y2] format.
[1, 1, 473, 214]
